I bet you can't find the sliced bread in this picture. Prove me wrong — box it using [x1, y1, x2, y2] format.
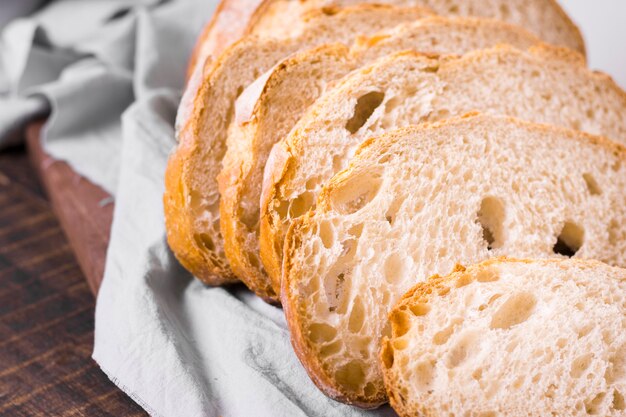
[261, 45, 626, 293]
[165, 5, 432, 293]
[281, 114, 626, 406]
[247, 0, 585, 54]
[219, 17, 541, 300]
[186, 0, 267, 81]
[382, 258, 626, 417]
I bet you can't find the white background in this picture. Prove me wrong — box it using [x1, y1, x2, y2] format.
[560, 0, 626, 88]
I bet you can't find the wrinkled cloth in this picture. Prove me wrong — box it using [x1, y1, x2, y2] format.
[0, 1, 399, 416]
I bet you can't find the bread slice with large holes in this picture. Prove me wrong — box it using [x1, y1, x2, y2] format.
[219, 17, 541, 303]
[260, 44, 626, 294]
[247, 0, 585, 55]
[281, 114, 626, 407]
[381, 258, 626, 417]
[165, 5, 434, 296]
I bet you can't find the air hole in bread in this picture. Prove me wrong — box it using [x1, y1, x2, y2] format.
[499, 3, 510, 17]
[194, 232, 215, 252]
[308, 322, 337, 343]
[348, 296, 365, 333]
[381, 340, 394, 369]
[392, 338, 408, 351]
[348, 223, 363, 238]
[335, 360, 365, 393]
[448, 4, 459, 13]
[320, 340, 342, 358]
[608, 219, 623, 245]
[324, 240, 356, 312]
[578, 323, 594, 339]
[330, 168, 383, 215]
[585, 392, 606, 414]
[409, 303, 430, 317]
[393, 311, 412, 337]
[490, 292, 537, 329]
[571, 353, 594, 378]
[583, 173, 602, 195]
[433, 319, 462, 345]
[384, 253, 407, 284]
[288, 191, 314, 219]
[320, 6, 338, 16]
[606, 346, 626, 383]
[319, 220, 334, 249]
[385, 198, 403, 225]
[345, 91, 385, 134]
[445, 331, 479, 368]
[413, 359, 436, 391]
[235, 85, 244, 99]
[553, 221, 584, 257]
[612, 159, 621, 172]
[477, 197, 505, 250]
[613, 390, 625, 410]
[247, 251, 261, 269]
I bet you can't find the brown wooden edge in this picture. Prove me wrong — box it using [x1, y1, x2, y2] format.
[25, 120, 113, 295]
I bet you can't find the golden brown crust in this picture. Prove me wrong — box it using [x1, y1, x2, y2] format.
[246, 0, 586, 55]
[164, 124, 238, 285]
[186, 0, 267, 81]
[259, 139, 294, 291]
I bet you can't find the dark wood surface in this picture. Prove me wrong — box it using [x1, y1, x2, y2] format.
[25, 122, 113, 295]
[0, 146, 146, 416]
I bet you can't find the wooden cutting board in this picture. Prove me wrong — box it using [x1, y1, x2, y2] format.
[25, 121, 113, 295]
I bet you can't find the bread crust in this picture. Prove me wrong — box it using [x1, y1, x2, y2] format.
[282, 113, 626, 407]
[186, 0, 267, 81]
[246, 0, 585, 55]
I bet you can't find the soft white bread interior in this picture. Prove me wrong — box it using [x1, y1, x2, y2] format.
[282, 114, 626, 406]
[382, 258, 626, 417]
[261, 44, 626, 295]
[220, 17, 541, 301]
[165, 4, 432, 296]
[248, 0, 585, 55]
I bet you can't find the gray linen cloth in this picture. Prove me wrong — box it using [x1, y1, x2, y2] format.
[0, 1, 398, 415]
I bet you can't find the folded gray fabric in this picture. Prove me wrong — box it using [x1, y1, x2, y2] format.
[0, 0, 399, 415]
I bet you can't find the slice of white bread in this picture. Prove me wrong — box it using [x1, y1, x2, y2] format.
[261, 45, 626, 294]
[247, 0, 585, 54]
[219, 17, 541, 300]
[281, 114, 626, 406]
[165, 5, 433, 294]
[381, 258, 626, 417]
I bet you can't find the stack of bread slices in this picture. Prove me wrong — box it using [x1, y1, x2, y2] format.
[165, 0, 626, 415]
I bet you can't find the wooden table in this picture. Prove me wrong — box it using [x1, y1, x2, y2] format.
[0, 146, 146, 416]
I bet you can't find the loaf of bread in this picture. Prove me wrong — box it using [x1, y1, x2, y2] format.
[261, 45, 626, 294]
[382, 258, 626, 417]
[248, 0, 585, 54]
[219, 17, 541, 301]
[165, 5, 432, 293]
[282, 114, 626, 406]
